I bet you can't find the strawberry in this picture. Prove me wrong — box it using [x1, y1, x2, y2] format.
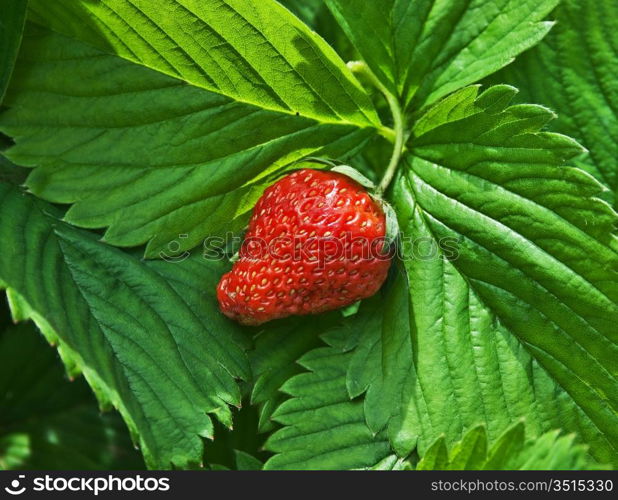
[217, 168, 392, 325]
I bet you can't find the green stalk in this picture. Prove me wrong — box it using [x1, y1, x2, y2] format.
[348, 61, 406, 196]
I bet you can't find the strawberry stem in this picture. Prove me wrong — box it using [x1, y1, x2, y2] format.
[377, 93, 405, 195]
[347, 61, 406, 196]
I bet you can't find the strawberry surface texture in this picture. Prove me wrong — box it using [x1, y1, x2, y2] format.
[217, 169, 392, 325]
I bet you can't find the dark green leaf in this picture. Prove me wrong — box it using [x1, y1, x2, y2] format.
[234, 450, 263, 471]
[0, 318, 143, 470]
[0, 0, 28, 104]
[0, 182, 251, 468]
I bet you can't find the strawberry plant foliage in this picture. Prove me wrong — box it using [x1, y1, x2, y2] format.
[416, 423, 598, 470]
[491, 0, 618, 208]
[0, 183, 251, 468]
[325, 0, 560, 111]
[263, 323, 392, 470]
[249, 314, 339, 433]
[0, 0, 617, 470]
[1, 1, 377, 258]
[0, 0, 27, 104]
[336, 86, 618, 466]
[0, 318, 143, 470]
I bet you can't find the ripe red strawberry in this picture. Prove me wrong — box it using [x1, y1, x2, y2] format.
[217, 168, 392, 325]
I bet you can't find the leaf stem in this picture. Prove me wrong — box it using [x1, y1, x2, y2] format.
[348, 61, 406, 195]
[377, 92, 405, 195]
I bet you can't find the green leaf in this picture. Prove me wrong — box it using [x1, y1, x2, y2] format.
[249, 314, 339, 433]
[207, 449, 265, 470]
[369, 455, 410, 471]
[1, 0, 381, 258]
[0, 156, 28, 185]
[407, 85, 616, 242]
[399, 86, 618, 464]
[445, 425, 487, 470]
[234, 450, 263, 471]
[0, 0, 28, 104]
[417, 423, 599, 470]
[347, 85, 618, 466]
[263, 325, 391, 470]
[417, 438, 450, 470]
[0, 182, 251, 469]
[326, 0, 559, 111]
[28, 0, 378, 127]
[352, 230, 618, 464]
[490, 0, 618, 208]
[0, 319, 143, 470]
